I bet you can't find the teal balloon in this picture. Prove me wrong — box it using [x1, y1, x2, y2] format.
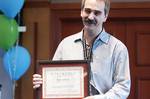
[0, 15, 19, 51]
[3, 46, 31, 80]
[0, 0, 24, 18]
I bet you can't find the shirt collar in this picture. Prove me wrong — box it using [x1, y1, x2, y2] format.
[74, 29, 110, 44]
[74, 31, 83, 43]
[96, 28, 110, 44]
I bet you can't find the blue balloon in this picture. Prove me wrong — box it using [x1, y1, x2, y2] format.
[0, 0, 24, 18]
[3, 46, 31, 80]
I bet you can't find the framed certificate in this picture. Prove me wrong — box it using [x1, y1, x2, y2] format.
[36, 60, 90, 99]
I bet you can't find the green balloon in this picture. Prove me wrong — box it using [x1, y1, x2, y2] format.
[0, 14, 19, 50]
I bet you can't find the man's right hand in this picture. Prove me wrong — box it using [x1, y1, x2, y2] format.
[33, 74, 43, 89]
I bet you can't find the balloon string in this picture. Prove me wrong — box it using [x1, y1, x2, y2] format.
[7, 48, 15, 99]
[8, 50, 13, 80]
[17, 13, 20, 26]
[11, 12, 21, 99]
[10, 13, 20, 80]
[12, 80, 16, 99]
[16, 12, 21, 46]
[7, 46, 17, 81]
[10, 12, 21, 99]
[13, 13, 20, 80]
[13, 46, 17, 80]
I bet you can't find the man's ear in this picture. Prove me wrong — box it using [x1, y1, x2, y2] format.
[80, 10, 83, 17]
[103, 14, 108, 22]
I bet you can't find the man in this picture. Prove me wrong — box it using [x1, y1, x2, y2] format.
[33, 0, 131, 98]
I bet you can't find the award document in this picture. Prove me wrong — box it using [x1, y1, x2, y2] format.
[36, 60, 89, 99]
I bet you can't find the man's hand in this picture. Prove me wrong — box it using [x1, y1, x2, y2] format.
[32, 74, 43, 89]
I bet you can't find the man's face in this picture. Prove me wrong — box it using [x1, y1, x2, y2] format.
[81, 0, 107, 30]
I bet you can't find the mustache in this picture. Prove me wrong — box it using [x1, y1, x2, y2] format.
[84, 18, 97, 25]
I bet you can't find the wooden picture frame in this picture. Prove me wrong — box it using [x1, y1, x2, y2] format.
[36, 60, 90, 99]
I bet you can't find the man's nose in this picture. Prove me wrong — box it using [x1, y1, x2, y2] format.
[88, 12, 95, 20]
